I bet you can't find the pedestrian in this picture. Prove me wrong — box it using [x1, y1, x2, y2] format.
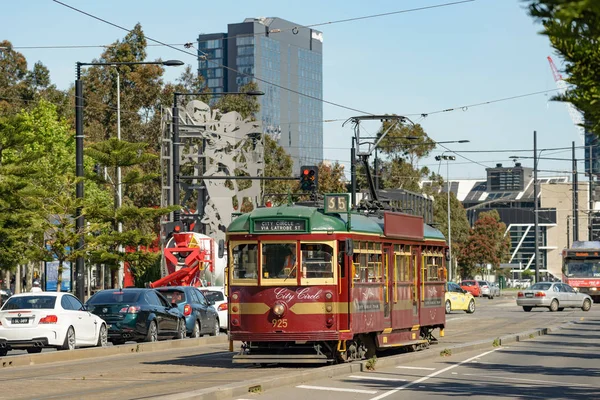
[31, 280, 42, 293]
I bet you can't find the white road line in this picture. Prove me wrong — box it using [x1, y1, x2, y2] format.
[369, 348, 500, 400]
[348, 375, 406, 382]
[297, 385, 378, 394]
[395, 366, 436, 371]
[462, 373, 594, 387]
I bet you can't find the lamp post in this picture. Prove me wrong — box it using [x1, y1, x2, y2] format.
[435, 153, 456, 281]
[75, 59, 183, 299]
[171, 90, 264, 223]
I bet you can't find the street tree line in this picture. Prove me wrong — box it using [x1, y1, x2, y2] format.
[0, 25, 509, 291]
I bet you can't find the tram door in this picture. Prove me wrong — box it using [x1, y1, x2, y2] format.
[411, 249, 420, 326]
[383, 245, 393, 328]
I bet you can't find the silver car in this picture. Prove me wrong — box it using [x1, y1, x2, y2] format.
[517, 282, 593, 312]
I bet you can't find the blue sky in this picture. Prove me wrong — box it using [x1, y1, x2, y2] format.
[3, 0, 582, 181]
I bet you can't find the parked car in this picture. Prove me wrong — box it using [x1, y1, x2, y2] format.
[445, 282, 476, 314]
[85, 288, 186, 345]
[0, 292, 107, 356]
[200, 287, 228, 330]
[155, 286, 220, 337]
[477, 280, 499, 299]
[516, 282, 593, 312]
[460, 280, 482, 297]
[489, 282, 501, 298]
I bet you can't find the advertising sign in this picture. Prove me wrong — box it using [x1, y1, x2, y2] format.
[45, 261, 71, 292]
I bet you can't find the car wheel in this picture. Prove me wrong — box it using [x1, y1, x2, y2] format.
[26, 347, 42, 354]
[175, 318, 186, 340]
[489, 295, 494, 300]
[582, 299, 592, 312]
[557, 307, 565, 312]
[466, 300, 475, 314]
[0, 348, 8, 357]
[111, 339, 125, 346]
[523, 306, 532, 312]
[209, 319, 220, 336]
[97, 324, 108, 347]
[191, 320, 201, 338]
[59, 326, 76, 351]
[145, 321, 158, 342]
[445, 300, 452, 314]
[549, 299, 559, 312]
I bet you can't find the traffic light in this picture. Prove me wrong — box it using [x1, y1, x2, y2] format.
[300, 165, 318, 192]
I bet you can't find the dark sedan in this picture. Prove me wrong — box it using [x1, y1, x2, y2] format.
[155, 286, 220, 337]
[85, 288, 186, 345]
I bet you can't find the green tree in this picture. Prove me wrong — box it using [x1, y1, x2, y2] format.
[214, 82, 262, 120]
[459, 210, 511, 279]
[317, 162, 347, 194]
[525, 1, 600, 133]
[263, 135, 295, 205]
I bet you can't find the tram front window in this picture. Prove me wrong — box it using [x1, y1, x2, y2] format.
[301, 243, 334, 278]
[565, 260, 600, 277]
[232, 243, 258, 279]
[261, 243, 297, 279]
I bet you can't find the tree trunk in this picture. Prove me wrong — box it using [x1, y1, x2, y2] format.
[15, 265, 21, 294]
[57, 260, 63, 292]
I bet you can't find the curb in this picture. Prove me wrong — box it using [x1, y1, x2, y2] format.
[0, 335, 228, 369]
[155, 321, 574, 400]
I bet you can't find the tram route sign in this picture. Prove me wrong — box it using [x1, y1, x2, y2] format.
[253, 219, 307, 233]
[324, 194, 349, 214]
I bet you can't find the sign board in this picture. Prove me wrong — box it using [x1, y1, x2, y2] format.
[383, 212, 424, 241]
[324, 194, 349, 214]
[253, 220, 307, 233]
[45, 261, 71, 292]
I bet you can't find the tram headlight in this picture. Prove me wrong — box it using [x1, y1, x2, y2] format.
[326, 305, 333, 313]
[272, 303, 286, 317]
[325, 292, 333, 300]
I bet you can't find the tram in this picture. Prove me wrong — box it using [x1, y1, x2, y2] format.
[226, 193, 447, 364]
[563, 241, 600, 303]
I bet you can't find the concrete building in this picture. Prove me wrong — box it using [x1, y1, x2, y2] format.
[197, 17, 323, 172]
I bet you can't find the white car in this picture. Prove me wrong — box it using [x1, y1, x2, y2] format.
[0, 292, 108, 356]
[199, 287, 228, 331]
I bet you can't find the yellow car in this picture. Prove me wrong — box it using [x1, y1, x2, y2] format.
[445, 282, 476, 314]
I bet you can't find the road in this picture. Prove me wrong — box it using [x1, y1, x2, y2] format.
[0, 296, 596, 400]
[248, 310, 600, 400]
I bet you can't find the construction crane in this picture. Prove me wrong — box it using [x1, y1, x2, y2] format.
[547, 56, 586, 143]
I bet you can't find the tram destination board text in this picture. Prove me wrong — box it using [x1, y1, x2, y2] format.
[254, 220, 306, 232]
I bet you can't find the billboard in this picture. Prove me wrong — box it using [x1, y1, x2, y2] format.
[45, 261, 71, 292]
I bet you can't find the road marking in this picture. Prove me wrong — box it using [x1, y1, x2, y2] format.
[348, 375, 406, 382]
[297, 385, 378, 394]
[395, 366, 436, 371]
[462, 374, 594, 387]
[369, 349, 500, 400]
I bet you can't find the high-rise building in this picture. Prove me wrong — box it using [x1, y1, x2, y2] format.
[198, 17, 323, 171]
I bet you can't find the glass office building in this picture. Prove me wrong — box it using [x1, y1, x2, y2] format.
[197, 17, 323, 171]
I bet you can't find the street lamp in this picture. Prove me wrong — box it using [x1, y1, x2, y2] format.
[74, 59, 183, 300]
[435, 152, 457, 282]
[171, 90, 265, 222]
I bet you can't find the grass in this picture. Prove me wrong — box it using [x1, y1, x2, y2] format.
[440, 348, 452, 357]
[365, 356, 377, 371]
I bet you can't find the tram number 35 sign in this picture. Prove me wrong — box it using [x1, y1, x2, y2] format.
[324, 194, 349, 214]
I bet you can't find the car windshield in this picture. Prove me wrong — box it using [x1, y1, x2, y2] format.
[530, 283, 552, 291]
[87, 290, 142, 304]
[158, 290, 186, 304]
[462, 281, 476, 286]
[478, 281, 487, 286]
[201, 291, 225, 302]
[2, 295, 56, 310]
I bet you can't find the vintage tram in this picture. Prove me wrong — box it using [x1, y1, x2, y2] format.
[226, 194, 447, 364]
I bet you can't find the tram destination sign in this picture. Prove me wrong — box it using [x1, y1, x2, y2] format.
[253, 220, 307, 233]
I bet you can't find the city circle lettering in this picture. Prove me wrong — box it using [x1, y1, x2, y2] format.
[274, 287, 323, 302]
[255, 220, 305, 232]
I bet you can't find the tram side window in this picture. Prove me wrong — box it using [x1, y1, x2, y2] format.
[301, 243, 334, 278]
[395, 254, 410, 282]
[352, 251, 382, 282]
[262, 243, 297, 279]
[353, 253, 367, 282]
[424, 255, 444, 281]
[232, 244, 258, 279]
[368, 253, 383, 282]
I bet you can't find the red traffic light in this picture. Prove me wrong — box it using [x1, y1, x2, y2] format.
[303, 169, 310, 176]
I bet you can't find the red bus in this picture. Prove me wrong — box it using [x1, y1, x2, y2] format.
[563, 241, 600, 303]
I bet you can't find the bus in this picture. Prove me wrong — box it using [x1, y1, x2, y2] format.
[562, 241, 600, 303]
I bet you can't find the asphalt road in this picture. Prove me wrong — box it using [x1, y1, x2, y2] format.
[247, 311, 600, 400]
[0, 295, 597, 400]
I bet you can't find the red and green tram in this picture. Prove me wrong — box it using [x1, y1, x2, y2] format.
[226, 198, 447, 364]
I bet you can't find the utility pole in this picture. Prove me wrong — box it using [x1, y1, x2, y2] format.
[573, 141, 579, 241]
[351, 137, 356, 208]
[116, 70, 124, 287]
[589, 145, 595, 241]
[533, 131, 540, 283]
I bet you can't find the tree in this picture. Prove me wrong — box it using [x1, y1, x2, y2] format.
[459, 210, 511, 279]
[262, 134, 295, 205]
[525, 1, 600, 133]
[317, 162, 347, 194]
[214, 82, 261, 120]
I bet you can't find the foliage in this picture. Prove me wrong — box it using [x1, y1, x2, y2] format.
[214, 82, 262, 120]
[458, 210, 511, 278]
[365, 356, 377, 371]
[430, 191, 470, 266]
[493, 338, 501, 347]
[525, 1, 600, 133]
[440, 348, 452, 357]
[317, 162, 347, 194]
[263, 135, 295, 205]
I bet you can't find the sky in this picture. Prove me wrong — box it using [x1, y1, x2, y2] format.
[2, 0, 584, 182]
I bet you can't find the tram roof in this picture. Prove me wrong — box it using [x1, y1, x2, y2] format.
[227, 204, 446, 241]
